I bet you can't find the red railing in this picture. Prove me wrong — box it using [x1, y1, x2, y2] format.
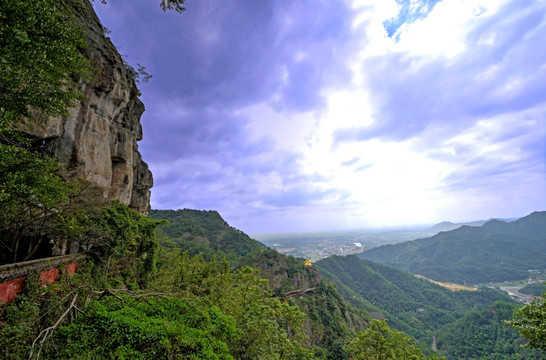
[0, 254, 84, 304]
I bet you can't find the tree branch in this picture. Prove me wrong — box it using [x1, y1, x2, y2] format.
[29, 294, 78, 360]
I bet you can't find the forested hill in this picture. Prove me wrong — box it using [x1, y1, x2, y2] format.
[149, 209, 265, 257]
[435, 301, 543, 359]
[315, 255, 512, 346]
[358, 211, 546, 284]
[149, 209, 370, 356]
[150, 209, 320, 291]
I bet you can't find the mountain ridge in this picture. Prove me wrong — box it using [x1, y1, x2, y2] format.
[358, 211, 546, 284]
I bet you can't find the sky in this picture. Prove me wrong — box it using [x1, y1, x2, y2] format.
[93, 0, 546, 234]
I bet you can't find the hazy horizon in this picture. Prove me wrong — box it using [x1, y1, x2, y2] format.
[250, 213, 523, 237]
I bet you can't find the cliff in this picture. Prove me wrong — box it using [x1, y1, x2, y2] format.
[27, 1, 152, 213]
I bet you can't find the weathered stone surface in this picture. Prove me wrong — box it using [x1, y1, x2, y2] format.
[28, 1, 152, 213]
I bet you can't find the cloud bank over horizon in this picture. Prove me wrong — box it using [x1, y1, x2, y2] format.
[94, 0, 546, 233]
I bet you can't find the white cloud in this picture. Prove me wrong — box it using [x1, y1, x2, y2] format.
[235, 0, 546, 230]
[96, 0, 546, 232]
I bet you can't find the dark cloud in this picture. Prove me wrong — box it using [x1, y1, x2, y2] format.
[139, 103, 263, 163]
[93, 0, 546, 232]
[100, 0, 356, 111]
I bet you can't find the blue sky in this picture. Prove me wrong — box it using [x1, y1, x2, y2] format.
[94, 0, 546, 233]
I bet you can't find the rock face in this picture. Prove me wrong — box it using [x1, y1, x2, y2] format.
[29, 2, 152, 213]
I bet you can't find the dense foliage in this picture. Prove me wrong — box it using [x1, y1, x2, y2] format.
[0, 0, 89, 132]
[518, 282, 546, 297]
[345, 319, 442, 360]
[54, 295, 236, 359]
[316, 255, 513, 346]
[0, 143, 71, 263]
[150, 209, 264, 259]
[506, 290, 546, 353]
[0, 201, 163, 358]
[293, 279, 369, 359]
[88, 201, 164, 288]
[437, 301, 543, 359]
[359, 212, 546, 284]
[42, 250, 314, 359]
[150, 209, 370, 358]
[1, 205, 318, 359]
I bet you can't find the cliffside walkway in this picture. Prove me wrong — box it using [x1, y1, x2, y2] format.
[285, 286, 317, 297]
[285, 267, 321, 298]
[0, 254, 84, 282]
[0, 254, 84, 304]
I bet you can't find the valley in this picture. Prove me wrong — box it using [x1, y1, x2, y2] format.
[255, 211, 546, 358]
[487, 278, 546, 305]
[253, 218, 510, 262]
[149, 209, 546, 358]
[253, 221, 481, 261]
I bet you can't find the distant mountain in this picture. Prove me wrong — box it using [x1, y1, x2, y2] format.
[315, 255, 512, 346]
[429, 219, 490, 232]
[358, 211, 546, 284]
[427, 217, 519, 233]
[254, 218, 516, 262]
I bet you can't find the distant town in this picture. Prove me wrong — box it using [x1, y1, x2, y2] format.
[253, 220, 492, 261]
[271, 239, 366, 261]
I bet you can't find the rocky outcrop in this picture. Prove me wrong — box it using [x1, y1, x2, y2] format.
[28, 1, 152, 213]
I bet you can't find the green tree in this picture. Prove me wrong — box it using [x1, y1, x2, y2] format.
[0, 0, 89, 132]
[0, 143, 70, 263]
[436, 301, 543, 359]
[506, 287, 546, 352]
[150, 252, 314, 359]
[344, 319, 442, 360]
[0, 0, 91, 263]
[51, 295, 236, 360]
[160, 0, 187, 13]
[75, 201, 164, 288]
